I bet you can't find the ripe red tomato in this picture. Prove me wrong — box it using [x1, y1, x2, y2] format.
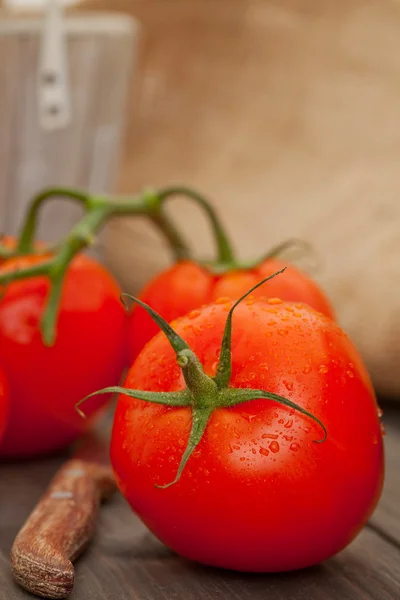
[113, 297, 383, 572]
[128, 258, 335, 362]
[0, 252, 126, 458]
[0, 365, 9, 442]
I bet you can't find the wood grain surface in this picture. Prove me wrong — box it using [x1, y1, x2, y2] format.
[0, 406, 399, 600]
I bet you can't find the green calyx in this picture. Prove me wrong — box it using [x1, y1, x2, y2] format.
[76, 269, 327, 489]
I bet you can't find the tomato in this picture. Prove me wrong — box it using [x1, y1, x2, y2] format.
[128, 258, 335, 362]
[0, 365, 9, 442]
[112, 295, 383, 573]
[0, 252, 126, 458]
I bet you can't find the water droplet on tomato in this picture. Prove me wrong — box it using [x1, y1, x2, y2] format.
[243, 413, 257, 422]
[228, 445, 233, 454]
[377, 406, 383, 418]
[295, 303, 303, 309]
[259, 447, 269, 457]
[211, 361, 218, 372]
[303, 365, 312, 374]
[188, 309, 201, 320]
[262, 433, 278, 439]
[372, 435, 378, 445]
[289, 408, 295, 416]
[294, 312, 302, 317]
[269, 441, 280, 453]
[347, 370, 354, 379]
[240, 457, 245, 462]
[252, 448, 257, 454]
[304, 427, 310, 434]
[268, 320, 277, 326]
[319, 364, 328, 374]
[380, 423, 386, 437]
[278, 329, 288, 336]
[260, 363, 269, 371]
[268, 298, 283, 305]
[246, 297, 255, 306]
[290, 442, 300, 451]
[284, 419, 293, 429]
[285, 305, 295, 313]
[215, 297, 231, 305]
[283, 435, 293, 441]
[278, 418, 284, 424]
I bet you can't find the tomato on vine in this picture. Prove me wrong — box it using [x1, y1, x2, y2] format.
[0, 251, 127, 457]
[127, 188, 334, 361]
[81, 271, 383, 573]
[0, 185, 333, 459]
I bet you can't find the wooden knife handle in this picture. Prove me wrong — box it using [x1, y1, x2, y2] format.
[10, 458, 115, 600]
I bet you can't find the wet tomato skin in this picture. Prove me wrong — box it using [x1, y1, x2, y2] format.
[0, 252, 127, 458]
[128, 258, 335, 362]
[112, 299, 383, 572]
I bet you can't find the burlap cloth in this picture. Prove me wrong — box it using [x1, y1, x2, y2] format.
[79, 0, 400, 397]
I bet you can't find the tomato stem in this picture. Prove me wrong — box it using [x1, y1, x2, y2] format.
[3, 186, 196, 345]
[76, 271, 327, 488]
[157, 186, 236, 266]
[2, 184, 319, 346]
[17, 188, 92, 254]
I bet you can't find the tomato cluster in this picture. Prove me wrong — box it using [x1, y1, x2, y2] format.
[0, 186, 385, 575]
[0, 242, 334, 458]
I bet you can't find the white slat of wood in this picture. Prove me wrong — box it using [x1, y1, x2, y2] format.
[0, 37, 20, 232]
[0, 12, 138, 247]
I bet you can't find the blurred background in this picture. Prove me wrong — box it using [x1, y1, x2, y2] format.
[0, 0, 399, 397]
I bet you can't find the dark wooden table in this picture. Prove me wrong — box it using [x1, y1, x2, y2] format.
[1, 407, 399, 600]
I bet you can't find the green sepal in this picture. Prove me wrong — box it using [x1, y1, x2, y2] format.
[221, 387, 327, 443]
[76, 386, 192, 418]
[121, 293, 190, 354]
[156, 406, 214, 489]
[214, 267, 286, 389]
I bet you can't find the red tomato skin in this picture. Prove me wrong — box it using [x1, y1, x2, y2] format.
[128, 258, 335, 362]
[113, 300, 383, 573]
[0, 253, 127, 458]
[0, 366, 9, 442]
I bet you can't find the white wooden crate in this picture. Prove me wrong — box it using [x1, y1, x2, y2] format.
[0, 7, 139, 244]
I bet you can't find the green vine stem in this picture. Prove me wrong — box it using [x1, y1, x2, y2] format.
[157, 186, 236, 266]
[17, 188, 92, 254]
[0, 184, 318, 346]
[77, 270, 327, 489]
[0, 185, 236, 345]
